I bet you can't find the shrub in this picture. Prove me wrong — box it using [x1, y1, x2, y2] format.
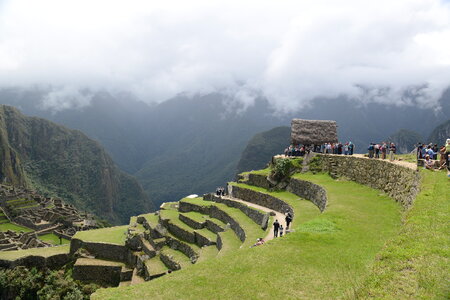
[270, 158, 293, 182]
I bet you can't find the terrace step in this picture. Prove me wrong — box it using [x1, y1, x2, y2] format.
[140, 237, 156, 258]
[120, 266, 133, 281]
[72, 258, 125, 286]
[144, 255, 169, 280]
[159, 210, 217, 247]
[160, 246, 192, 271]
[131, 268, 145, 285]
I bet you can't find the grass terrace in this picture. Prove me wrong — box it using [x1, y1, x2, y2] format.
[0, 221, 33, 232]
[93, 172, 404, 299]
[73, 225, 128, 245]
[0, 245, 70, 261]
[179, 197, 268, 248]
[38, 233, 70, 245]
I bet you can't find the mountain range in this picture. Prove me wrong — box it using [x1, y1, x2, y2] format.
[0, 87, 449, 207]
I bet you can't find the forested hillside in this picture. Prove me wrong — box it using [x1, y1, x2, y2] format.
[0, 105, 153, 223]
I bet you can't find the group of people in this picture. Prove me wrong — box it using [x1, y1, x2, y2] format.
[367, 142, 397, 161]
[272, 212, 293, 238]
[251, 211, 293, 247]
[419, 140, 450, 171]
[284, 142, 355, 157]
[215, 187, 226, 196]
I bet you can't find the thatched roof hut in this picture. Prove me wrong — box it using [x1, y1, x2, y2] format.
[291, 119, 338, 145]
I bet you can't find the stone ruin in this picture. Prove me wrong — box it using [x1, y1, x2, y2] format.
[0, 184, 98, 251]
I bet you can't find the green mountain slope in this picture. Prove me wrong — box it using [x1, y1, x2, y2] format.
[428, 119, 450, 145]
[236, 126, 290, 174]
[386, 129, 423, 154]
[0, 105, 153, 223]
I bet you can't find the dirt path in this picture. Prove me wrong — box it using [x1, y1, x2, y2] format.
[275, 153, 417, 170]
[352, 154, 417, 170]
[222, 196, 288, 241]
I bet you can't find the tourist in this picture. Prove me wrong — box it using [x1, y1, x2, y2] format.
[424, 155, 434, 170]
[285, 212, 292, 229]
[374, 143, 380, 159]
[421, 145, 427, 159]
[417, 143, 423, 159]
[273, 219, 280, 237]
[368, 143, 375, 158]
[381, 142, 387, 159]
[446, 139, 450, 170]
[389, 143, 396, 161]
[251, 238, 265, 248]
[279, 225, 284, 237]
[344, 143, 349, 155]
[432, 144, 439, 160]
[438, 146, 446, 170]
[349, 142, 354, 155]
[427, 145, 436, 159]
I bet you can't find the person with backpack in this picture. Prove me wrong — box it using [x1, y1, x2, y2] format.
[368, 143, 375, 158]
[285, 212, 293, 229]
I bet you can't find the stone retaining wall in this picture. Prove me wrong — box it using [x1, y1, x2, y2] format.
[160, 252, 181, 271]
[179, 214, 203, 229]
[72, 263, 122, 286]
[0, 252, 70, 269]
[286, 178, 327, 212]
[317, 154, 420, 207]
[208, 194, 269, 230]
[228, 185, 294, 217]
[166, 236, 199, 262]
[179, 202, 246, 242]
[70, 239, 129, 262]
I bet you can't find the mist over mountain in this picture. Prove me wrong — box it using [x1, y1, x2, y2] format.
[1, 87, 449, 206]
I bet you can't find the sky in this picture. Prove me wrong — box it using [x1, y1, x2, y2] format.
[0, 0, 449, 112]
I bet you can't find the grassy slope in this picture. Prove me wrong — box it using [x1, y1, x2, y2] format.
[73, 225, 128, 245]
[0, 245, 69, 260]
[93, 173, 401, 299]
[38, 233, 70, 245]
[0, 222, 33, 232]
[356, 170, 449, 299]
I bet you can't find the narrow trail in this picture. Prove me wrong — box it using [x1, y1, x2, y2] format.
[222, 196, 288, 241]
[276, 153, 417, 170]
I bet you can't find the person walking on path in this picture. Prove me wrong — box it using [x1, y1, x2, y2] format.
[273, 220, 280, 237]
[279, 225, 284, 237]
[285, 212, 293, 229]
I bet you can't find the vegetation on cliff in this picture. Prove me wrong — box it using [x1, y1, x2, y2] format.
[0, 105, 153, 224]
[428, 119, 450, 145]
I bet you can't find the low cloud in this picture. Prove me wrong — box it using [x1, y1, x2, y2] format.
[0, 0, 449, 111]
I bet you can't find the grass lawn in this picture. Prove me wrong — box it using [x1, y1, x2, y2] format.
[73, 225, 128, 245]
[0, 221, 33, 232]
[93, 173, 402, 299]
[355, 169, 449, 299]
[38, 233, 70, 245]
[0, 245, 70, 261]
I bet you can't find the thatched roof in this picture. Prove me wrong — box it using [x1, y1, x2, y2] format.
[291, 119, 338, 145]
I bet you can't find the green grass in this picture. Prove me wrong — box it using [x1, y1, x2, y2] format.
[355, 170, 449, 299]
[145, 256, 168, 276]
[239, 168, 270, 176]
[94, 173, 402, 299]
[38, 233, 70, 245]
[73, 225, 128, 245]
[216, 229, 241, 256]
[161, 246, 192, 268]
[0, 221, 33, 232]
[139, 213, 159, 228]
[0, 245, 70, 260]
